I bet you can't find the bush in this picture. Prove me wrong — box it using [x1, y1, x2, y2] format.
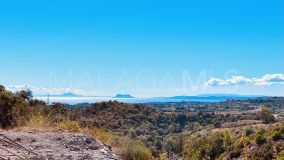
[213, 121, 222, 128]
[0, 90, 32, 128]
[251, 142, 273, 160]
[272, 131, 282, 141]
[255, 134, 266, 145]
[278, 150, 284, 160]
[90, 128, 152, 160]
[230, 140, 243, 158]
[259, 108, 275, 124]
[90, 127, 116, 145]
[124, 142, 152, 160]
[56, 120, 81, 132]
[155, 140, 163, 150]
[163, 136, 183, 154]
[183, 131, 232, 160]
[25, 113, 51, 129]
[245, 127, 254, 136]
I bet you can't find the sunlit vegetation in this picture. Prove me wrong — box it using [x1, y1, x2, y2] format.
[87, 128, 152, 160]
[1, 84, 284, 159]
[259, 107, 276, 124]
[181, 123, 284, 160]
[0, 85, 152, 160]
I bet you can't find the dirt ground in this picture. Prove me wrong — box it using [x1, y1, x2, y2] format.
[0, 130, 121, 160]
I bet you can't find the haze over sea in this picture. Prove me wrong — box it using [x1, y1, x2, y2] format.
[36, 95, 259, 104]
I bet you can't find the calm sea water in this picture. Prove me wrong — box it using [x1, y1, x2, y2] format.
[35, 96, 253, 104]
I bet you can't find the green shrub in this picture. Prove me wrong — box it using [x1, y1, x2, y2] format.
[183, 131, 232, 160]
[272, 131, 282, 141]
[245, 127, 254, 136]
[163, 136, 183, 154]
[230, 140, 243, 158]
[0, 90, 32, 128]
[255, 134, 266, 145]
[259, 108, 275, 124]
[277, 150, 284, 160]
[90, 128, 152, 160]
[251, 142, 273, 160]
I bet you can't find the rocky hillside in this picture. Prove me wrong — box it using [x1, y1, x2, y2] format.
[0, 130, 121, 160]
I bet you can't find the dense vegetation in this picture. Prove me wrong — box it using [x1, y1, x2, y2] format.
[182, 122, 284, 160]
[1, 84, 284, 159]
[148, 97, 284, 114]
[72, 101, 263, 157]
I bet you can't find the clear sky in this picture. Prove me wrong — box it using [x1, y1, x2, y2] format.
[0, 0, 284, 97]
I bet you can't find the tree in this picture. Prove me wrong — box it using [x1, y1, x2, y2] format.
[259, 108, 275, 124]
[176, 114, 187, 128]
[0, 91, 32, 128]
[17, 89, 33, 101]
[0, 85, 5, 92]
[213, 121, 222, 128]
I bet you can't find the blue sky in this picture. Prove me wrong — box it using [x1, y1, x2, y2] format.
[0, 0, 284, 97]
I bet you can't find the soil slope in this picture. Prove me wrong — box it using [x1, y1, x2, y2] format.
[0, 130, 121, 160]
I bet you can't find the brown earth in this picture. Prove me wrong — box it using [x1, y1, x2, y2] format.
[0, 130, 121, 160]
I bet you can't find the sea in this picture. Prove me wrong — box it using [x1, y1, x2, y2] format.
[35, 96, 257, 105]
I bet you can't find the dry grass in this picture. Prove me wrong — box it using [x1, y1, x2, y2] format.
[17, 114, 53, 131]
[84, 128, 153, 160]
[56, 120, 81, 132]
[13, 113, 153, 160]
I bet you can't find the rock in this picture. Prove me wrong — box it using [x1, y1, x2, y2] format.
[0, 131, 121, 160]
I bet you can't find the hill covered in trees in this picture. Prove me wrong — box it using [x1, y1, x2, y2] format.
[1, 84, 284, 159]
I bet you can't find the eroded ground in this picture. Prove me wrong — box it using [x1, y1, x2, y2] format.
[0, 130, 121, 160]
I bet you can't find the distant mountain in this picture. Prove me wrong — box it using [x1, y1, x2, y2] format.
[113, 94, 135, 98]
[166, 94, 263, 102]
[168, 96, 195, 99]
[197, 94, 243, 97]
[50, 93, 83, 97]
[170, 94, 263, 99]
[196, 94, 264, 97]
